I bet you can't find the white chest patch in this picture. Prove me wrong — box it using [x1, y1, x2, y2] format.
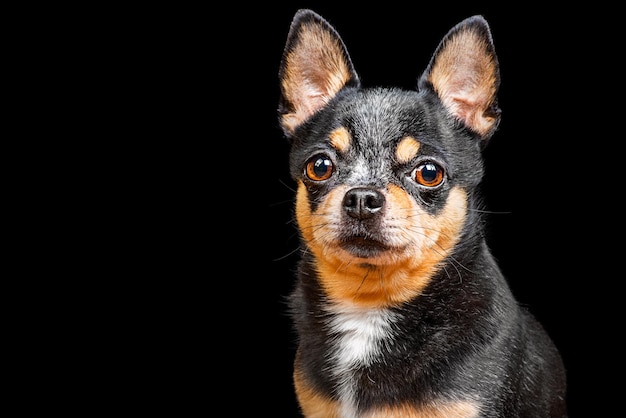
[325, 303, 399, 417]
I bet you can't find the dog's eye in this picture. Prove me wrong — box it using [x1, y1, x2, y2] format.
[413, 162, 444, 187]
[305, 155, 334, 181]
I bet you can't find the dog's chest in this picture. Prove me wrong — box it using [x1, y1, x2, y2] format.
[326, 304, 398, 414]
[327, 305, 397, 366]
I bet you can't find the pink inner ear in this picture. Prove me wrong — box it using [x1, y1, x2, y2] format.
[292, 82, 329, 120]
[447, 90, 497, 137]
[280, 82, 330, 133]
[427, 31, 498, 137]
[280, 22, 353, 134]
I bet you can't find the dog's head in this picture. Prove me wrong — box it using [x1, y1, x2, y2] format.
[278, 9, 501, 307]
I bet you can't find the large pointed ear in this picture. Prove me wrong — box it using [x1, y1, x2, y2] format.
[278, 9, 360, 137]
[418, 15, 501, 141]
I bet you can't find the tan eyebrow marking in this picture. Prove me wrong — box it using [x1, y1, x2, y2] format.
[329, 126, 351, 153]
[396, 136, 421, 163]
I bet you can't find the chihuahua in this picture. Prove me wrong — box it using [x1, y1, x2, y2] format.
[278, 9, 567, 417]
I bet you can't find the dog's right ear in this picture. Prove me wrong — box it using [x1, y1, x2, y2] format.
[278, 9, 360, 138]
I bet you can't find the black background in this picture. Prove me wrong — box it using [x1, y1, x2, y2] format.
[135, 4, 614, 417]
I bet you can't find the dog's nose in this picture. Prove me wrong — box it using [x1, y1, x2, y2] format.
[343, 187, 385, 219]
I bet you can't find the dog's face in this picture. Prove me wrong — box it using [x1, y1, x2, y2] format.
[279, 10, 501, 308]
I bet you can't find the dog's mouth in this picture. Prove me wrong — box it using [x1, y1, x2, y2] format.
[339, 236, 390, 258]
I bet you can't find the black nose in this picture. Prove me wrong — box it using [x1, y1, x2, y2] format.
[343, 187, 385, 220]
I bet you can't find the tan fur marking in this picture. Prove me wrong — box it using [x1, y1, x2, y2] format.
[293, 351, 342, 417]
[281, 22, 352, 134]
[295, 351, 479, 418]
[363, 400, 480, 417]
[396, 136, 421, 163]
[295, 346, 479, 418]
[295, 182, 467, 308]
[295, 181, 317, 245]
[428, 29, 497, 136]
[329, 126, 351, 153]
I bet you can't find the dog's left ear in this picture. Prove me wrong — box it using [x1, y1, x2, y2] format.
[419, 15, 501, 141]
[278, 9, 360, 138]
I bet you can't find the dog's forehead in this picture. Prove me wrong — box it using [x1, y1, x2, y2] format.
[329, 88, 439, 155]
[339, 89, 431, 145]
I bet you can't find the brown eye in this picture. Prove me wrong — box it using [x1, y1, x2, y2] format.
[305, 155, 334, 181]
[413, 162, 444, 187]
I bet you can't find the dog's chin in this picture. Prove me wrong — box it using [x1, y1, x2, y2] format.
[339, 237, 391, 259]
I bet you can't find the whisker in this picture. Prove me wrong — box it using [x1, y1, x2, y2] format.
[272, 244, 304, 261]
[467, 208, 512, 215]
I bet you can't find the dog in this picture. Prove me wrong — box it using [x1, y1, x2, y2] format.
[277, 9, 567, 417]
